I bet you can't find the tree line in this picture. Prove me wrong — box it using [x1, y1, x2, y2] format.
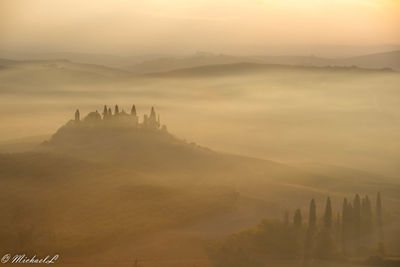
[304, 193, 384, 263]
[207, 192, 388, 267]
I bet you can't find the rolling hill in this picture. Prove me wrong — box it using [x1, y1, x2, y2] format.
[2, 116, 400, 265]
[145, 62, 394, 78]
[334, 50, 400, 70]
[0, 152, 242, 261]
[36, 118, 400, 207]
[0, 58, 132, 91]
[125, 50, 400, 74]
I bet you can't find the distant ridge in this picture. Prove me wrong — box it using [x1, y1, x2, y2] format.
[2, 50, 399, 74]
[335, 50, 400, 70]
[145, 62, 394, 78]
[126, 50, 400, 74]
[0, 58, 133, 88]
[0, 58, 131, 74]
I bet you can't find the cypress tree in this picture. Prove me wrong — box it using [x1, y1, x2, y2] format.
[294, 209, 302, 228]
[131, 105, 137, 116]
[324, 197, 332, 229]
[341, 198, 348, 254]
[362, 195, 373, 236]
[353, 194, 362, 253]
[334, 212, 341, 240]
[74, 109, 80, 122]
[304, 199, 317, 263]
[103, 105, 108, 119]
[376, 192, 383, 241]
[315, 197, 336, 260]
[309, 199, 317, 231]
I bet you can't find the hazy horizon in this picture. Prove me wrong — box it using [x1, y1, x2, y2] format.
[1, 0, 400, 57]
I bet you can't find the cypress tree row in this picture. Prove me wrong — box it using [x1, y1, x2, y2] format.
[300, 192, 385, 263]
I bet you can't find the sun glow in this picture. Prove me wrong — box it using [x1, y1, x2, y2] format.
[0, 0, 399, 55]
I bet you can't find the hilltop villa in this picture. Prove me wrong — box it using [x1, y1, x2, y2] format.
[72, 105, 167, 131]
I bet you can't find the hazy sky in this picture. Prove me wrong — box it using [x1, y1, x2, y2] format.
[1, 0, 399, 56]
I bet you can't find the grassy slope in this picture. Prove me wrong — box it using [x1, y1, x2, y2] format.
[0, 152, 240, 260]
[1, 126, 400, 265]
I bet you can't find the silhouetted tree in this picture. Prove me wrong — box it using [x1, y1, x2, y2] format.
[103, 105, 108, 119]
[115, 104, 119, 115]
[315, 197, 335, 259]
[131, 105, 137, 116]
[353, 194, 361, 253]
[294, 209, 302, 229]
[341, 198, 351, 255]
[361, 195, 373, 237]
[75, 109, 80, 122]
[376, 192, 383, 241]
[324, 197, 332, 229]
[304, 199, 317, 263]
[333, 212, 341, 246]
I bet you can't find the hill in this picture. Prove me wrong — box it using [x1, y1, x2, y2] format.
[38, 113, 400, 206]
[0, 58, 132, 92]
[146, 62, 393, 78]
[2, 114, 400, 265]
[0, 52, 163, 69]
[125, 52, 257, 74]
[334, 50, 400, 70]
[0, 152, 243, 260]
[0, 135, 50, 153]
[125, 50, 400, 74]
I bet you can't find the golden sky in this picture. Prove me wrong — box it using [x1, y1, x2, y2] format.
[1, 0, 399, 55]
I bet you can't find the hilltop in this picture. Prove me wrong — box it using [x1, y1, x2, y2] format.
[38, 106, 400, 203]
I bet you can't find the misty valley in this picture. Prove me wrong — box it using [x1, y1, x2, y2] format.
[0, 54, 400, 267]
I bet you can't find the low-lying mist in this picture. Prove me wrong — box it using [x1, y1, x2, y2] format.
[1, 64, 399, 178]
